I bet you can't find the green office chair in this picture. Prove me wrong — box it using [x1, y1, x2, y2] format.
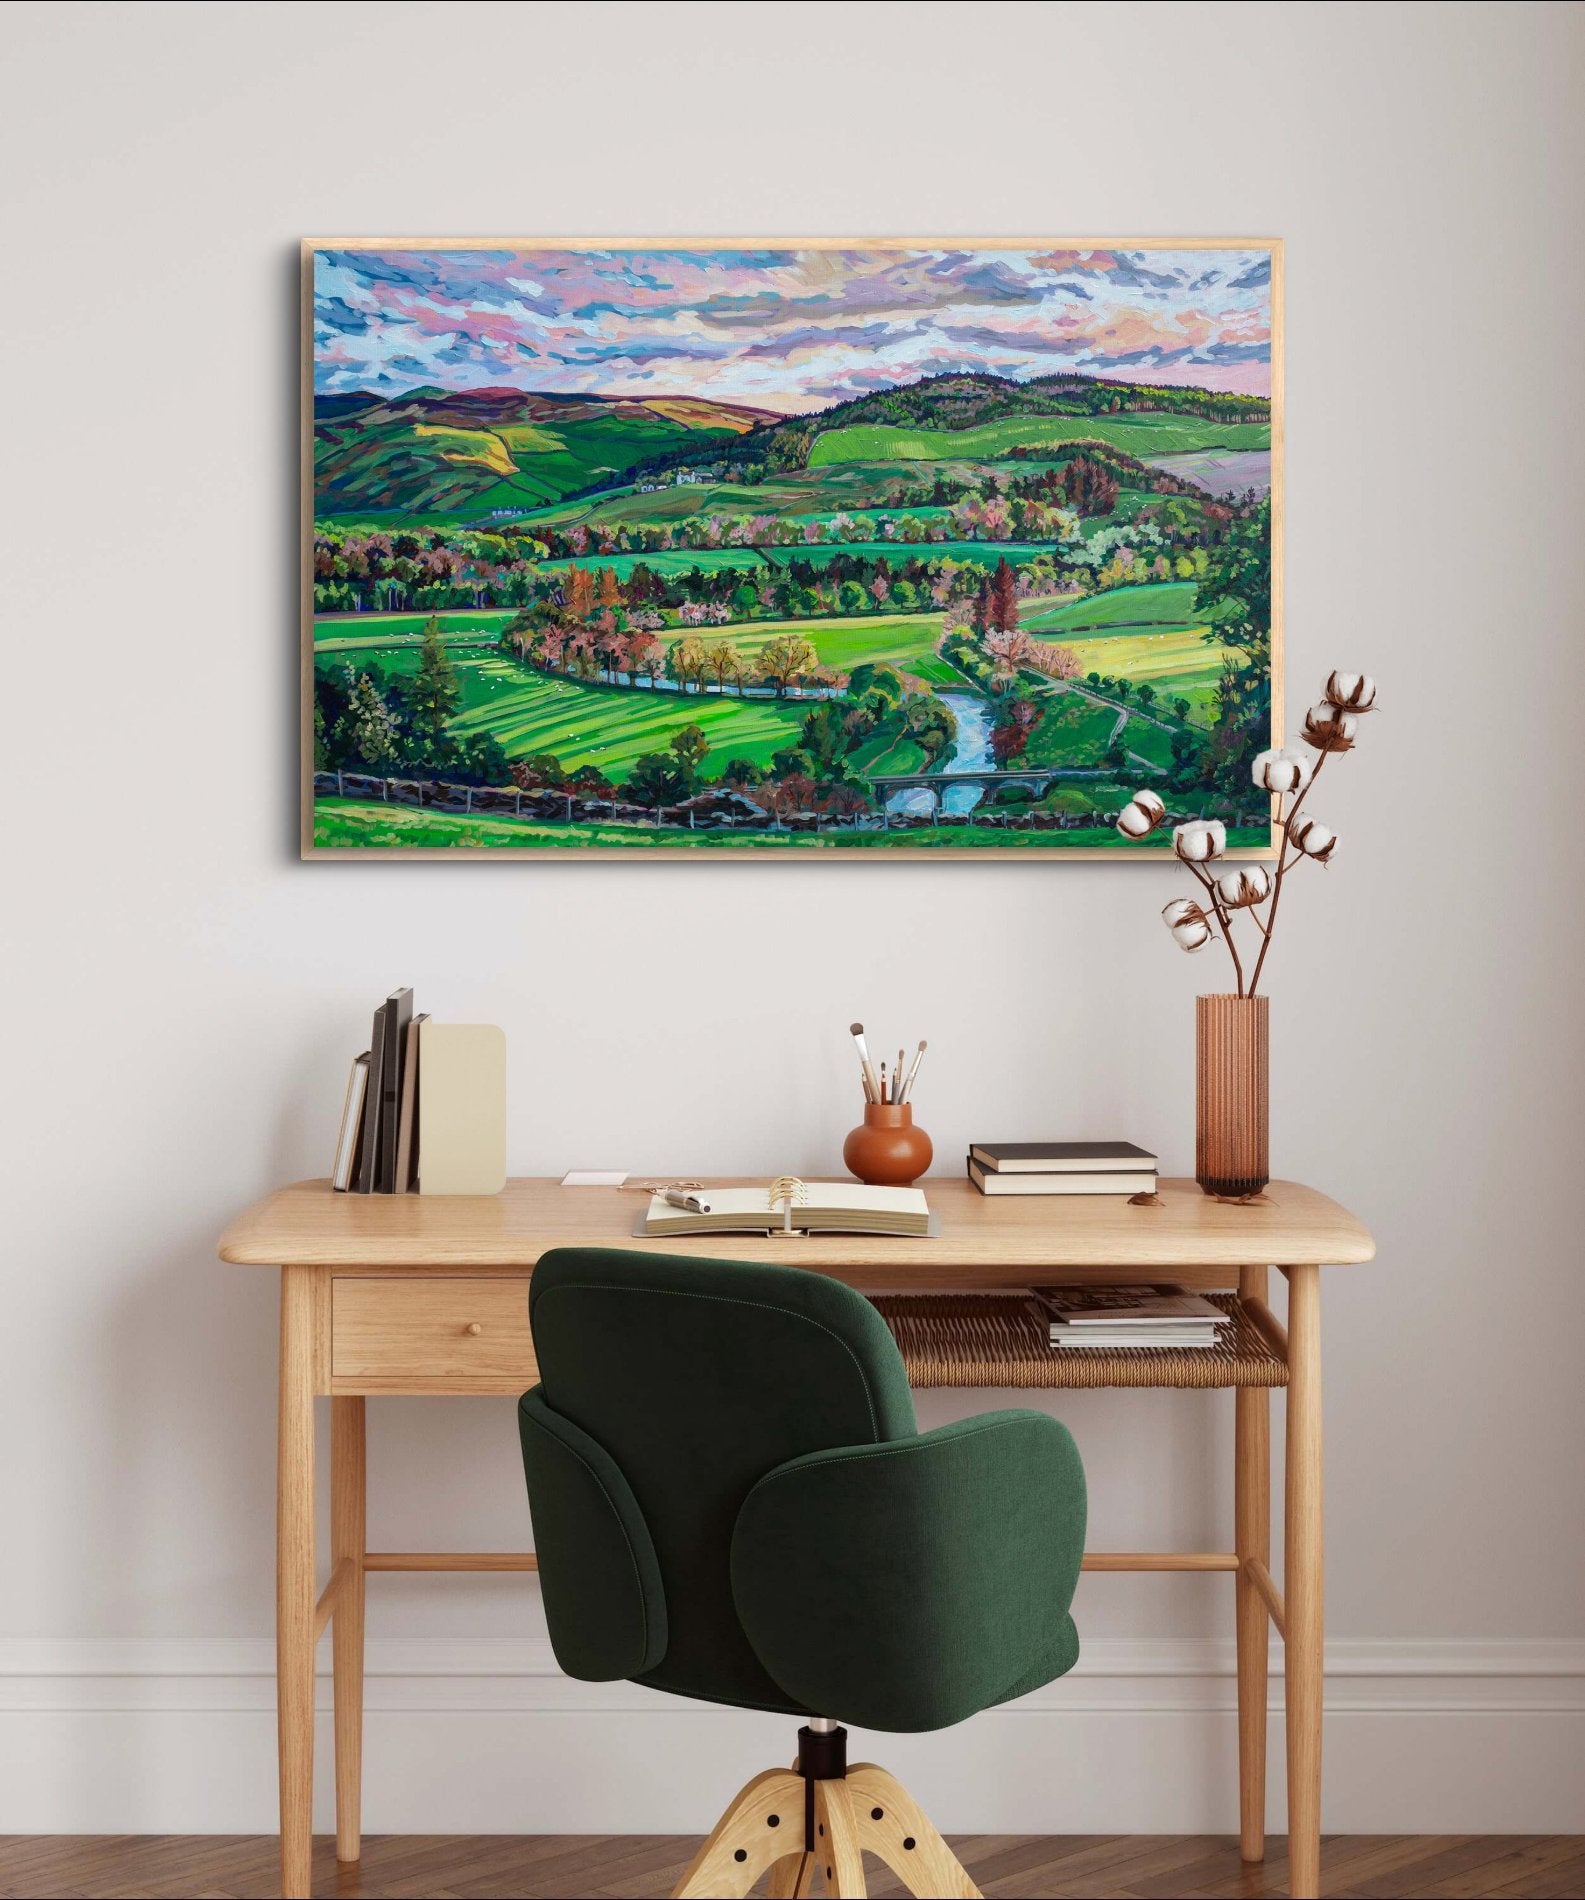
[518, 1247, 1087, 1899]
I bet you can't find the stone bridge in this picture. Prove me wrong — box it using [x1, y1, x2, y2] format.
[866, 765, 1107, 813]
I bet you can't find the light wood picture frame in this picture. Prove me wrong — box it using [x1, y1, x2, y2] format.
[303, 238, 1282, 859]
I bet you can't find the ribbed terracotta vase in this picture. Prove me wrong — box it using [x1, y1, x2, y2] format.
[1195, 995, 1270, 1199]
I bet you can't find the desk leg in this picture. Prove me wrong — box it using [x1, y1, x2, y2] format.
[277, 1267, 316, 1900]
[331, 1396, 366, 1863]
[1284, 1264, 1324, 1900]
[1235, 1265, 1270, 1864]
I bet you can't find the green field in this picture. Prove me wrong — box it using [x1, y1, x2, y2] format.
[1020, 583, 1228, 720]
[722, 613, 960, 685]
[314, 610, 516, 651]
[761, 539, 1055, 573]
[1020, 694, 1120, 768]
[438, 658, 812, 776]
[314, 798, 1273, 852]
[537, 548, 767, 580]
[315, 612, 955, 774]
[809, 413, 1271, 467]
[1023, 581, 1200, 633]
[508, 460, 961, 529]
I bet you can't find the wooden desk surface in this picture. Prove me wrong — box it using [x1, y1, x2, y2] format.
[218, 1176, 1374, 1285]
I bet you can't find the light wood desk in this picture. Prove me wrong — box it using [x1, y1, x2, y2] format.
[218, 1175, 1375, 1900]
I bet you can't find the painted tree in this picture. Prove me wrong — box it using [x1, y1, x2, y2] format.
[904, 694, 958, 765]
[757, 633, 819, 697]
[335, 671, 401, 770]
[990, 697, 1041, 766]
[1061, 456, 1120, 517]
[667, 635, 709, 693]
[564, 565, 597, 624]
[988, 558, 1020, 635]
[1196, 497, 1273, 798]
[706, 641, 741, 695]
[985, 627, 1033, 676]
[407, 617, 462, 749]
[669, 723, 709, 793]
[593, 610, 623, 681]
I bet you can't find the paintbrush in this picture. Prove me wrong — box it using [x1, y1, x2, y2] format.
[849, 1023, 881, 1103]
[898, 1039, 928, 1104]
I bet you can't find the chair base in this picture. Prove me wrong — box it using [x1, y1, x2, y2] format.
[671, 1726, 980, 1899]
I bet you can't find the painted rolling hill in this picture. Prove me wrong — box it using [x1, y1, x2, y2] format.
[313, 387, 783, 515]
[313, 371, 1272, 520]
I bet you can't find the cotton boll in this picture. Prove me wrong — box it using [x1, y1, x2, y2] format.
[1116, 788, 1167, 839]
[1291, 817, 1338, 862]
[1323, 671, 1377, 713]
[1217, 865, 1272, 908]
[1302, 703, 1358, 753]
[1251, 746, 1314, 793]
[1173, 819, 1227, 863]
[1162, 898, 1213, 951]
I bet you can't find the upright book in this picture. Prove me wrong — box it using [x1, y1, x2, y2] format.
[355, 1001, 387, 1194]
[392, 1012, 428, 1194]
[331, 1052, 370, 1192]
[377, 987, 414, 1192]
[417, 1022, 506, 1196]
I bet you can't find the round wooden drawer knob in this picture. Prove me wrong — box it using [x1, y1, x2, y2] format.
[464, 1322, 483, 1336]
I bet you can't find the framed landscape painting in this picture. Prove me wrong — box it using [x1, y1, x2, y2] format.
[303, 238, 1281, 857]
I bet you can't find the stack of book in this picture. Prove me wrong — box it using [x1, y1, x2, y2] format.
[1033, 1285, 1230, 1350]
[967, 1141, 1158, 1196]
[331, 988, 506, 1196]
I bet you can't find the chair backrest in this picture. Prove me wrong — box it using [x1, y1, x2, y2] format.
[520, 1246, 917, 1712]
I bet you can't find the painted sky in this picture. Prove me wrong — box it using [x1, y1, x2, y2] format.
[314, 247, 1273, 412]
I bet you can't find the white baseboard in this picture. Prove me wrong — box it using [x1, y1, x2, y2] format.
[0, 1637, 1580, 1835]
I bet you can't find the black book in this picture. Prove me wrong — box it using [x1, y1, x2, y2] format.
[355, 1002, 387, 1193]
[969, 1140, 1157, 1175]
[377, 987, 414, 1192]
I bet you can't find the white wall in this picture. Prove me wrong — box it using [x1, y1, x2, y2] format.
[3, 0, 1583, 1835]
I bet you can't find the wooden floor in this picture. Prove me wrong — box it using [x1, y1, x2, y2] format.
[2, 1835, 1582, 1899]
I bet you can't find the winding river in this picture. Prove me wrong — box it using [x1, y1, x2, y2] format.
[887, 691, 994, 816]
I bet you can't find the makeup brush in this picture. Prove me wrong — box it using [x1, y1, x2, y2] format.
[850, 1023, 881, 1104]
[898, 1039, 928, 1104]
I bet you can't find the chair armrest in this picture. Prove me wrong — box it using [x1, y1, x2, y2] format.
[518, 1386, 668, 1680]
[730, 1410, 1085, 1732]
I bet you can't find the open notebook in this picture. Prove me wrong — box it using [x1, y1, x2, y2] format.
[639, 1178, 933, 1238]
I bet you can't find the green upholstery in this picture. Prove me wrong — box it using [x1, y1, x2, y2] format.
[517, 1388, 667, 1680]
[731, 1412, 1085, 1731]
[519, 1246, 1086, 1731]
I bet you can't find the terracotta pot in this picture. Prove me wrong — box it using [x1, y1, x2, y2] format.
[1195, 994, 1270, 1199]
[843, 1102, 933, 1187]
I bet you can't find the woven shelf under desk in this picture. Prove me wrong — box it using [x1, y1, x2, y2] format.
[870, 1292, 1288, 1390]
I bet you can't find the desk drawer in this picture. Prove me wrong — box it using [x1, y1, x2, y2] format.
[332, 1277, 537, 1388]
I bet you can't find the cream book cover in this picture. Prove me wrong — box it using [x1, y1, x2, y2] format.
[417, 1023, 506, 1196]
